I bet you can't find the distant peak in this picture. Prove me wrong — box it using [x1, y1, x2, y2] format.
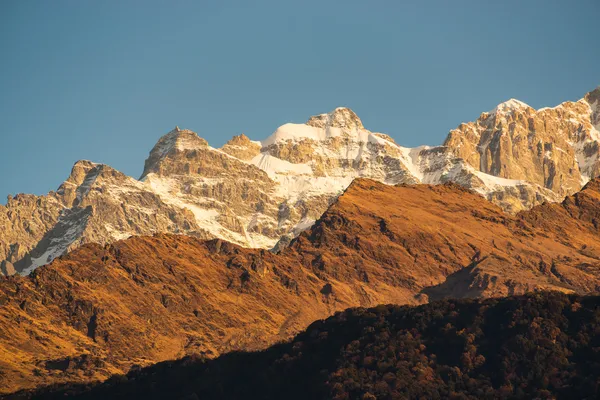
[332, 106, 356, 114]
[226, 133, 252, 145]
[68, 160, 117, 177]
[261, 107, 367, 147]
[141, 128, 209, 178]
[306, 107, 364, 130]
[221, 134, 261, 160]
[166, 127, 208, 145]
[165, 126, 197, 136]
[57, 160, 107, 193]
[67, 160, 104, 181]
[585, 86, 600, 106]
[488, 99, 531, 115]
[72, 159, 100, 169]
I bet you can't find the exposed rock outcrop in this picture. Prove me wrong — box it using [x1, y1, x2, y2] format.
[444, 89, 600, 194]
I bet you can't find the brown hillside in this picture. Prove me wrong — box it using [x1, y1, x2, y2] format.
[2, 178, 600, 394]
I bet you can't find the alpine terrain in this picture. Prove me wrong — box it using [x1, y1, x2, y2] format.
[1, 87, 599, 276]
[2, 176, 600, 393]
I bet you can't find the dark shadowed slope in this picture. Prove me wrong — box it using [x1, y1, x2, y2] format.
[11, 292, 600, 400]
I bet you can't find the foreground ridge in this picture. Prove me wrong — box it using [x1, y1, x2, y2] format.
[1, 178, 600, 393]
[11, 292, 600, 399]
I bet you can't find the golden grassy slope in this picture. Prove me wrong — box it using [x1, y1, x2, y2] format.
[2, 178, 600, 393]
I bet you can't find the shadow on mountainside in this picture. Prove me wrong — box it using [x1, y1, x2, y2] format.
[8, 292, 600, 400]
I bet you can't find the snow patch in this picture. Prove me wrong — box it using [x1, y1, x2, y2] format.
[251, 153, 312, 177]
[21, 208, 91, 275]
[145, 174, 256, 247]
[293, 217, 316, 235]
[399, 146, 429, 182]
[473, 170, 525, 188]
[105, 224, 132, 241]
[75, 167, 101, 204]
[261, 121, 377, 148]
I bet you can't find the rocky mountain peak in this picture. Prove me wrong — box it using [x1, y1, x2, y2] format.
[61, 160, 100, 187]
[56, 160, 105, 206]
[487, 98, 532, 116]
[444, 90, 600, 198]
[585, 86, 600, 128]
[220, 134, 261, 161]
[261, 107, 367, 148]
[306, 107, 364, 131]
[163, 127, 210, 150]
[227, 133, 251, 145]
[141, 128, 209, 178]
[584, 86, 600, 105]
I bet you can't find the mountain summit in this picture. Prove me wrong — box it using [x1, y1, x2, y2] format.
[1, 87, 599, 275]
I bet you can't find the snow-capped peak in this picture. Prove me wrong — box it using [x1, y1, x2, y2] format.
[306, 107, 364, 130]
[261, 107, 367, 147]
[488, 99, 531, 115]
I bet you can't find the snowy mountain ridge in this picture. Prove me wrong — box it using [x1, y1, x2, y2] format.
[1, 86, 599, 276]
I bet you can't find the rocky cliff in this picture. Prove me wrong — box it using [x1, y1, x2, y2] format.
[1, 87, 598, 275]
[444, 87, 600, 194]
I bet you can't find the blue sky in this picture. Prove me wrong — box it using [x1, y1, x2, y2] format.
[1, 0, 598, 201]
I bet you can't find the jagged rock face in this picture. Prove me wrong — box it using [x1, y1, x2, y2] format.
[2, 178, 600, 393]
[585, 87, 600, 128]
[220, 134, 262, 161]
[13, 161, 208, 275]
[1, 88, 599, 275]
[261, 107, 412, 182]
[0, 194, 63, 272]
[142, 135, 282, 247]
[141, 127, 209, 178]
[444, 89, 600, 196]
[306, 106, 364, 130]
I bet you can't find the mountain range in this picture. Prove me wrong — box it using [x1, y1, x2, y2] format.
[2, 175, 600, 393]
[2, 86, 600, 397]
[1, 87, 599, 276]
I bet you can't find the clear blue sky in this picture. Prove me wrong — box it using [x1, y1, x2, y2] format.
[1, 0, 598, 202]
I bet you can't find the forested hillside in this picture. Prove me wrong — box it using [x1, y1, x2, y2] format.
[13, 292, 600, 400]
